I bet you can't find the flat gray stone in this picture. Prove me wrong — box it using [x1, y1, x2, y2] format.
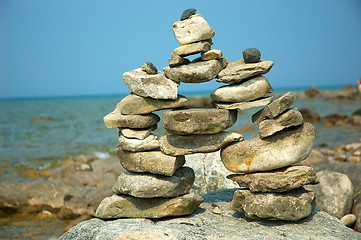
[217, 60, 274, 84]
[118, 134, 159, 152]
[123, 68, 179, 100]
[162, 108, 237, 135]
[119, 125, 157, 140]
[211, 75, 273, 102]
[213, 96, 273, 110]
[117, 146, 185, 176]
[118, 93, 189, 115]
[252, 91, 296, 124]
[227, 166, 317, 192]
[159, 132, 243, 156]
[172, 13, 215, 45]
[259, 108, 304, 138]
[171, 40, 211, 57]
[232, 188, 315, 221]
[112, 167, 194, 198]
[103, 110, 160, 129]
[164, 58, 227, 83]
[221, 123, 316, 173]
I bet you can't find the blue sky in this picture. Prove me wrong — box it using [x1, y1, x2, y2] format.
[1, 0, 360, 98]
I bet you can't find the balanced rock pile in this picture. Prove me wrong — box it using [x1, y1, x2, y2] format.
[95, 8, 318, 221]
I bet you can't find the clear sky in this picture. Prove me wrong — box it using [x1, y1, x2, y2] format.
[1, 0, 360, 98]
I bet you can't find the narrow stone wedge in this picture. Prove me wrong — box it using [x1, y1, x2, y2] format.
[118, 134, 159, 152]
[213, 96, 273, 110]
[103, 111, 159, 129]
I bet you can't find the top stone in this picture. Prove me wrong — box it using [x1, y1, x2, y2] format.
[180, 8, 196, 21]
[141, 62, 158, 74]
[173, 14, 215, 45]
[242, 48, 261, 63]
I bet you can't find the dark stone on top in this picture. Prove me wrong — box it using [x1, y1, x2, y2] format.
[180, 8, 197, 21]
[242, 48, 261, 63]
[141, 62, 158, 74]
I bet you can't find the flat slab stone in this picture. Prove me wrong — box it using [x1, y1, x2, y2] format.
[221, 123, 316, 173]
[94, 192, 203, 219]
[119, 125, 157, 140]
[159, 132, 243, 156]
[162, 108, 237, 135]
[112, 167, 194, 198]
[171, 41, 211, 57]
[217, 60, 274, 84]
[118, 134, 159, 152]
[103, 110, 160, 129]
[163, 58, 227, 83]
[118, 93, 189, 115]
[123, 68, 179, 100]
[201, 49, 222, 60]
[213, 96, 273, 110]
[232, 188, 315, 221]
[252, 91, 296, 124]
[211, 75, 273, 102]
[172, 13, 215, 45]
[117, 146, 185, 176]
[227, 166, 317, 192]
[259, 108, 304, 138]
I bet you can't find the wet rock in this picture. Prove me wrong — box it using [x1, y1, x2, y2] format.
[304, 170, 354, 219]
[299, 108, 321, 122]
[123, 68, 178, 100]
[117, 93, 188, 115]
[171, 40, 211, 57]
[305, 86, 320, 97]
[259, 108, 304, 138]
[211, 75, 273, 103]
[141, 62, 158, 74]
[341, 214, 356, 228]
[221, 123, 316, 173]
[252, 91, 296, 124]
[112, 167, 194, 198]
[103, 110, 160, 129]
[322, 112, 350, 126]
[119, 125, 157, 140]
[94, 192, 203, 219]
[172, 13, 215, 45]
[201, 49, 223, 60]
[242, 48, 261, 63]
[213, 96, 273, 110]
[118, 134, 159, 152]
[159, 132, 243, 156]
[227, 166, 317, 193]
[180, 8, 196, 21]
[217, 60, 274, 84]
[232, 188, 315, 221]
[164, 58, 227, 83]
[162, 108, 237, 135]
[117, 146, 185, 176]
[168, 55, 189, 67]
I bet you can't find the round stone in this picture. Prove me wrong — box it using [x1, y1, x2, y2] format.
[141, 62, 158, 74]
[180, 8, 196, 21]
[242, 48, 261, 63]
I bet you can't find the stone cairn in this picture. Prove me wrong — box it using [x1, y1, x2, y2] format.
[94, 9, 318, 221]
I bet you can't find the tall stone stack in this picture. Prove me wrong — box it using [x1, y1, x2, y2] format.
[94, 8, 318, 221]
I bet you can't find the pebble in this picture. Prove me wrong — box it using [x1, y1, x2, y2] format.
[180, 8, 196, 21]
[242, 48, 261, 63]
[141, 62, 158, 74]
[340, 214, 356, 227]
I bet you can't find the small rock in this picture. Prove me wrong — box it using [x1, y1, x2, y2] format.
[159, 132, 243, 156]
[164, 58, 227, 83]
[221, 123, 315, 173]
[217, 60, 274, 84]
[211, 75, 273, 103]
[232, 188, 315, 221]
[340, 214, 356, 227]
[94, 192, 203, 219]
[117, 146, 185, 176]
[305, 86, 320, 97]
[123, 68, 179, 100]
[348, 155, 361, 163]
[172, 14, 215, 45]
[168, 55, 189, 67]
[118, 134, 159, 152]
[213, 96, 273, 110]
[227, 166, 317, 192]
[242, 48, 261, 63]
[117, 93, 189, 115]
[112, 167, 194, 198]
[201, 49, 223, 60]
[171, 40, 211, 57]
[141, 62, 158, 74]
[162, 108, 237, 135]
[103, 110, 159, 129]
[252, 91, 296, 124]
[119, 125, 157, 140]
[299, 108, 321, 122]
[180, 8, 196, 21]
[259, 108, 304, 138]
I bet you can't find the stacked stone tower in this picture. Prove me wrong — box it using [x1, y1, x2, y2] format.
[95, 9, 317, 221]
